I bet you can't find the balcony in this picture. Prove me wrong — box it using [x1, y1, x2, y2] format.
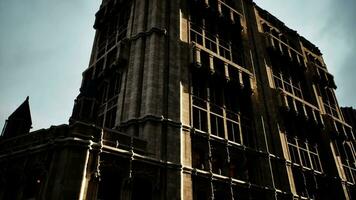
[310, 62, 337, 89]
[195, 0, 243, 24]
[102, 128, 147, 154]
[190, 25, 253, 89]
[265, 33, 307, 69]
[191, 45, 253, 89]
[190, 24, 234, 62]
[323, 114, 354, 140]
[278, 89, 324, 125]
[216, 0, 242, 24]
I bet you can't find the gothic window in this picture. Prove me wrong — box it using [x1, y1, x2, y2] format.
[94, 58, 104, 78]
[107, 72, 121, 100]
[104, 106, 117, 129]
[273, 72, 303, 99]
[99, 83, 109, 104]
[229, 148, 248, 181]
[192, 105, 208, 133]
[191, 75, 249, 143]
[95, 1, 131, 60]
[192, 77, 208, 132]
[319, 87, 339, 117]
[188, 4, 241, 64]
[337, 141, 356, 184]
[226, 114, 241, 143]
[287, 136, 323, 173]
[271, 159, 287, 191]
[106, 47, 117, 68]
[192, 139, 208, 170]
[292, 168, 307, 197]
[226, 88, 242, 142]
[97, 26, 108, 58]
[97, 72, 121, 128]
[192, 148, 206, 170]
[292, 168, 319, 199]
[210, 112, 225, 138]
[211, 144, 227, 175]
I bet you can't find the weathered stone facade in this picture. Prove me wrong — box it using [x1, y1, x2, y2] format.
[1, 0, 356, 199]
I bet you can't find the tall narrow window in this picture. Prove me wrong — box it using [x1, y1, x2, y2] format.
[287, 136, 323, 173]
[104, 106, 117, 129]
[191, 73, 250, 143]
[337, 141, 356, 184]
[273, 72, 303, 99]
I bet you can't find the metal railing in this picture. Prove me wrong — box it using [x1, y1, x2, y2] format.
[190, 23, 232, 61]
[265, 33, 306, 67]
[278, 89, 323, 124]
[190, 24, 252, 79]
[217, 0, 242, 23]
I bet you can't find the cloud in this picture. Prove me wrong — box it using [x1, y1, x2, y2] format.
[324, 0, 356, 107]
[0, 0, 100, 130]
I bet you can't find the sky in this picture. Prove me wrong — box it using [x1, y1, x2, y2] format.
[0, 0, 355, 131]
[0, 0, 100, 130]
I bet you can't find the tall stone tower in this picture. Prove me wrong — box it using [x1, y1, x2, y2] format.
[68, 0, 356, 199]
[1, 0, 356, 199]
[70, 0, 187, 198]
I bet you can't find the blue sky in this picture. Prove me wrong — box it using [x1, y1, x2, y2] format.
[0, 0, 355, 131]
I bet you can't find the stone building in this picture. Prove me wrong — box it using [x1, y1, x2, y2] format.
[1, 0, 356, 199]
[342, 107, 356, 131]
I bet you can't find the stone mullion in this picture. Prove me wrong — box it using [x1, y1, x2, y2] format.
[224, 63, 230, 80]
[222, 87, 228, 140]
[216, 34, 220, 56]
[295, 139, 303, 168]
[207, 85, 212, 135]
[238, 69, 244, 88]
[202, 19, 206, 48]
[305, 142, 314, 171]
[209, 55, 215, 74]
